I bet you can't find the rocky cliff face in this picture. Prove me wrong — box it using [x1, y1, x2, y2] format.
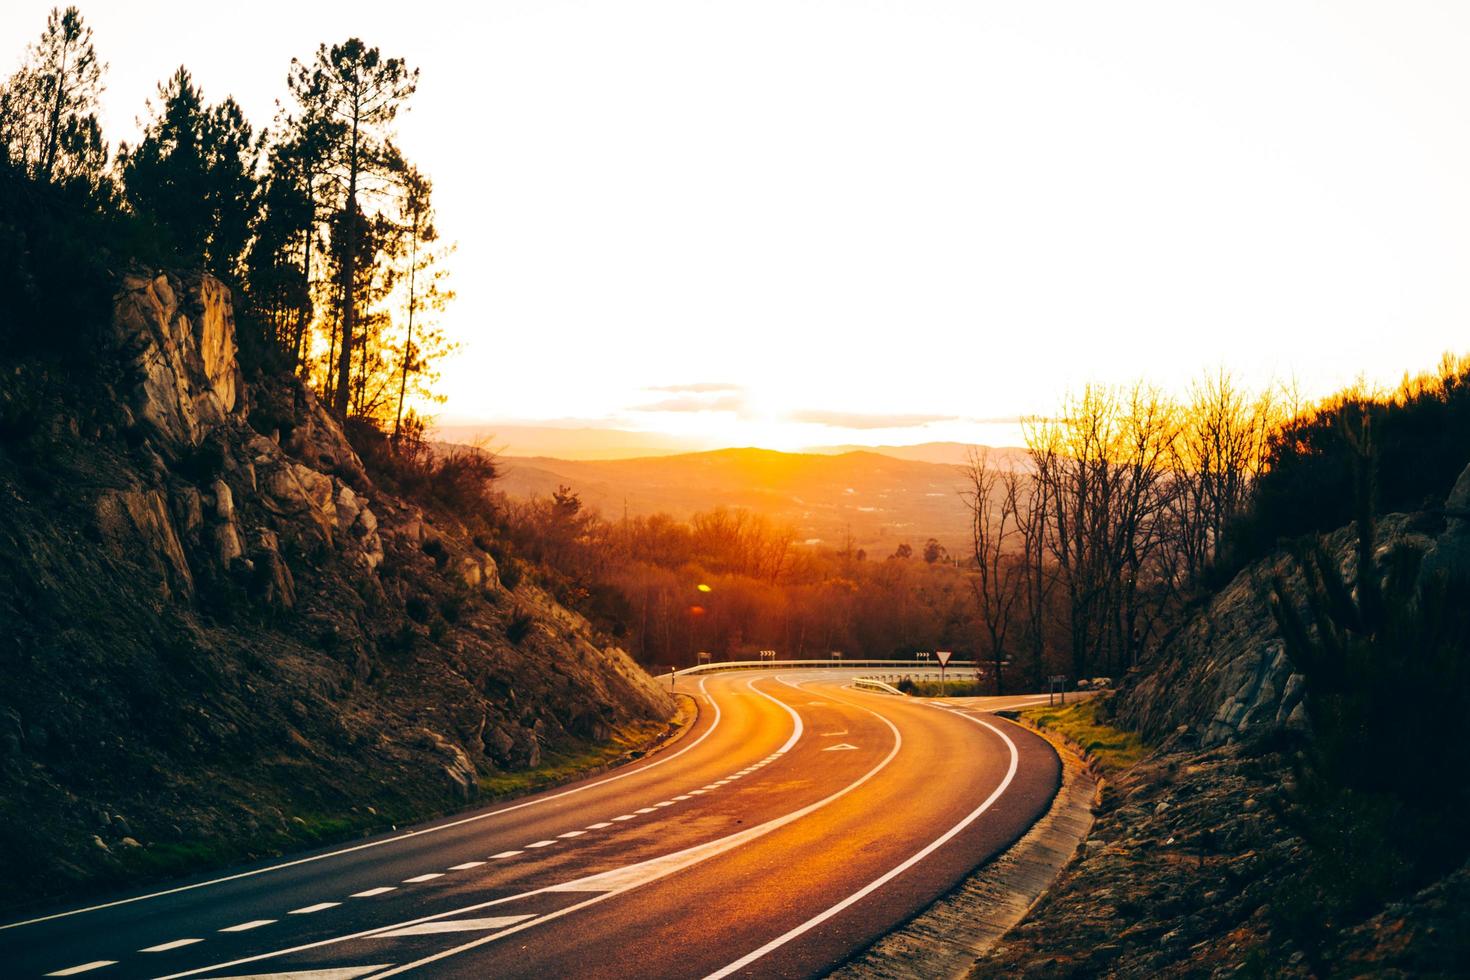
[1114, 499, 1465, 748]
[0, 272, 674, 907]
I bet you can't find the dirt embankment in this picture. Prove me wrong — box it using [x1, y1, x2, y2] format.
[0, 272, 674, 911]
[972, 500, 1470, 978]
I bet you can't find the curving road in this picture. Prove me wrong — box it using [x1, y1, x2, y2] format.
[0, 671, 1060, 979]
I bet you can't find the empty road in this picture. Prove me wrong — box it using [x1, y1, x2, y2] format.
[0, 671, 1061, 979]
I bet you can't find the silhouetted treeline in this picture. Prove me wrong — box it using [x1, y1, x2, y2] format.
[0, 6, 453, 435]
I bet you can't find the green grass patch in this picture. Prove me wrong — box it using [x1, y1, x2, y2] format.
[477, 715, 676, 799]
[897, 678, 987, 697]
[1019, 698, 1151, 772]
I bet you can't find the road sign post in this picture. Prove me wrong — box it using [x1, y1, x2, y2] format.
[936, 650, 952, 692]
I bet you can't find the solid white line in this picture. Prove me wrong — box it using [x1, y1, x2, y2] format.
[449, 861, 486, 870]
[0, 677, 725, 933]
[45, 961, 116, 976]
[586, 822, 613, 829]
[702, 708, 1021, 979]
[289, 902, 340, 915]
[140, 938, 203, 953]
[153, 674, 810, 980]
[490, 851, 521, 859]
[351, 887, 396, 898]
[364, 679, 883, 978]
[219, 919, 275, 932]
[402, 873, 443, 883]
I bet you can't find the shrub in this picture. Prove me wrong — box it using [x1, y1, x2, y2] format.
[505, 607, 535, 646]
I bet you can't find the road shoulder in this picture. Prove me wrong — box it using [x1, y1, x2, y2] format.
[830, 713, 1098, 979]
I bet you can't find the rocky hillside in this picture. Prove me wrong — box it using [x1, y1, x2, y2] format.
[973, 470, 1470, 977]
[0, 272, 674, 910]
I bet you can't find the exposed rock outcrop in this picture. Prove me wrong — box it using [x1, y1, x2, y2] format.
[0, 271, 674, 910]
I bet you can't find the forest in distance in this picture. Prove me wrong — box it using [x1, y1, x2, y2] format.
[484, 357, 1470, 694]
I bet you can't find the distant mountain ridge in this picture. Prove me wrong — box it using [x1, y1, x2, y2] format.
[486, 445, 988, 554]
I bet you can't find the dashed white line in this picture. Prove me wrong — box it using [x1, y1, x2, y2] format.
[403, 873, 443, 883]
[289, 902, 340, 915]
[352, 887, 397, 898]
[634, 807, 657, 814]
[653, 801, 675, 808]
[557, 830, 586, 838]
[586, 822, 614, 829]
[490, 851, 522, 859]
[673, 794, 692, 800]
[140, 939, 203, 953]
[449, 861, 486, 870]
[2, 677, 726, 935]
[612, 815, 636, 821]
[701, 784, 720, 790]
[688, 789, 707, 795]
[219, 919, 276, 932]
[45, 961, 116, 976]
[525, 840, 556, 848]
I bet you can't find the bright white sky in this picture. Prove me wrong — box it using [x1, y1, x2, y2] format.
[5, 1, 1470, 452]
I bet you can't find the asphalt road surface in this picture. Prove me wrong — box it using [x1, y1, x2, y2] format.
[0, 671, 1061, 979]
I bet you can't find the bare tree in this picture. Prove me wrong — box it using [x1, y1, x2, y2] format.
[963, 449, 1025, 694]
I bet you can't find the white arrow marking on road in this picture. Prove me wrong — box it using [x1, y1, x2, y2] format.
[823, 743, 858, 751]
[378, 915, 536, 937]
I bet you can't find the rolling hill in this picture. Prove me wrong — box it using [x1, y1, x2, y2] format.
[489, 447, 993, 555]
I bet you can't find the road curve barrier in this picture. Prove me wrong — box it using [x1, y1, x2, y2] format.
[851, 677, 907, 696]
[671, 658, 977, 677]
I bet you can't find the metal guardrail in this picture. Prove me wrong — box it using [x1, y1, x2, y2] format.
[671, 658, 977, 677]
[851, 677, 906, 696]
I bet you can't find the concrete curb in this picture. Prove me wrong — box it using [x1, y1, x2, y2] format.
[828, 717, 1099, 980]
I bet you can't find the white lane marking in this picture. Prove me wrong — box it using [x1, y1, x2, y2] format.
[209, 968, 389, 980]
[376, 915, 536, 937]
[612, 814, 637, 821]
[220, 920, 276, 932]
[819, 730, 848, 736]
[402, 873, 443, 883]
[46, 961, 117, 975]
[703, 704, 1022, 979]
[490, 851, 521, 859]
[747, 676, 805, 754]
[289, 902, 340, 915]
[654, 801, 675, 807]
[351, 887, 396, 898]
[557, 830, 586, 838]
[635, 807, 657, 814]
[711, 780, 730, 786]
[365, 680, 885, 977]
[688, 789, 707, 795]
[673, 794, 692, 800]
[701, 784, 721, 790]
[2, 677, 725, 933]
[140, 938, 203, 953]
[585, 822, 613, 829]
[449, 861, 485, 870]
[823, 743, 858, 751]
[525, 840, 556, 848]
[155, 675, 821, 980]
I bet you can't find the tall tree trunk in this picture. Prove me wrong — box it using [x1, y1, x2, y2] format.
[393, 204, 419, 440]
[332, 108, 361, 421]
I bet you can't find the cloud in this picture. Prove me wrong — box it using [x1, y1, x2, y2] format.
[787, 410, 959, 430]
[634, 394, 747, 413]
[644, 382, 744, 394]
